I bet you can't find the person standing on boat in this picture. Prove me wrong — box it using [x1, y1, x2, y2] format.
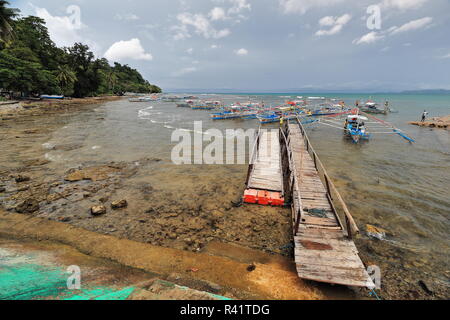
[421, 110, 428, 122]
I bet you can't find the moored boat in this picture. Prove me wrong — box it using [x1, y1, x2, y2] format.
[360, 101, 389, 114]
[257, 113, 281, 124]
[40, 95, 64, 100]
[344, 115, 370, 143]
[129, 96, 155, 102]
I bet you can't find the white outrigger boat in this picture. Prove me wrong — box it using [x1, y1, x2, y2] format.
[177, 99, 196, 108]
[359, 101, 390, 115]
[129, 96, 154, 102]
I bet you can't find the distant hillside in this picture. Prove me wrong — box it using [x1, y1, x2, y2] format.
[401, 89, 450, 95]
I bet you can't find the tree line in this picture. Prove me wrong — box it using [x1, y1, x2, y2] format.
[0, 1, 161, 98]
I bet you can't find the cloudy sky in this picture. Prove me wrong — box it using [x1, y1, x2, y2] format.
[13, 0, 450, 92]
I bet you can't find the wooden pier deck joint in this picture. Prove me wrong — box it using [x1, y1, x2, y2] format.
[281, 119, 373, 288]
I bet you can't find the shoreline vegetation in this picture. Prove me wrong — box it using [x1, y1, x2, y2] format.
[0, 1, 161, 100]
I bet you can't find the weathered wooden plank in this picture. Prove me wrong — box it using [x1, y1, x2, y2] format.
[287, 121, 373, 288]
[300, 217, 339, 228]
[248, 130, 283, 192]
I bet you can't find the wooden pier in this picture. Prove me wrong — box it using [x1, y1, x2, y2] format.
[244, 129, 284, 206]
[280, 119, 373, 287]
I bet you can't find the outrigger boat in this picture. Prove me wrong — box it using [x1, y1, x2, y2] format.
[359, 101, 389, 115]
[257, 113, 281, 124]
[344, 115, 370, 143]
[192, 100, 223, 110]
[211, 110, 245, 120]
[129, 96, 154, 102]
[257, 111, 303, 124]
[162, 95, 183, 102]
[177, 99, 195, 108]
[40, 95, 64, 100]
[191, 104, 215, 110]
[211, 103, 259, 120]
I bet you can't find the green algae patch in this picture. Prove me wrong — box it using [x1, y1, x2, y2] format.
[63, 287, 135, 300]
[0, 264, 68, 300]
[0, 248, 135, 301]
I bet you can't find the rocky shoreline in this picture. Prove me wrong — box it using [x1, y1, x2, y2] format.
[0, 98, 448, 300]
[409, 115, 450, 129]
[0, 96, 121, 119]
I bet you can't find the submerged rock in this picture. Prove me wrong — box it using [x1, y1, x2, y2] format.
[91, 205, 107, 216]
[15, 199, 40, 214]
[111, 199, 128, 209]
[15, 175, 30, 183]
[418, 280, 435, 295]
[0, 186, 6, 193]
[366, 224, 388, 240]
[65, 165, 121, 182]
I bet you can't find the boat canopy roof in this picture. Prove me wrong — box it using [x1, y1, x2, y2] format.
[348, 115, 368, 121]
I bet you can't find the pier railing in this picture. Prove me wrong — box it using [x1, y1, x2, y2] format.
[245, 126, 262, 187]
[289, 118, 359, 239]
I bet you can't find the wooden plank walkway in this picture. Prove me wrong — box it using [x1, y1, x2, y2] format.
[248, 130, 283, 192]
[284, 121, 374, 288]
[243, 129, 284, 206]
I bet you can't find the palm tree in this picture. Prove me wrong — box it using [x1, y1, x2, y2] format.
[0, 1, 19, 45]
[56, 65, 77, 95]
[107, 71, 118, 93]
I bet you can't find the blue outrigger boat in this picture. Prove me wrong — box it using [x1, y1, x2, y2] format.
[257, 113, 281, 124]
[344, 115, 371, 143]
[211, 110, 244, 120]
[40, 95, 64, 100]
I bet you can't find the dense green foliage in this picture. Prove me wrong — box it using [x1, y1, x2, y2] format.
[0, 2, 161, 98]
[0, 0, 19, 46]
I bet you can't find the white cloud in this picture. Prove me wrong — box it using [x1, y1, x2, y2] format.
[172, 0, 250, 40]
[186, 48, 194, 54]
[210, 44, 220, 49]
[353, 31, 384, 45]
[389, 17, 433, 35]
[235, 48, 248, 55]
[175, 12, 231, 39]
[380, 0, 429, 10]
[280, 0, 345, 15]
[228, 0, 251, 15]
[316, 14, 351, 36]
[172, 67, 197, 77]
[319, 16, 335, 27]
[34, 6, 83, 47]
[209, 7, 227, 21]
[104, 38, 153, 62]
[115, 13, 140, 21]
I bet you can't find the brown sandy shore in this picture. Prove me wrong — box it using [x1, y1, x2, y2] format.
[1, 97, 447, 300]
[0, 210, 325, 300]
[0, 97, 329, 300]
[409, 115, 450, 129]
